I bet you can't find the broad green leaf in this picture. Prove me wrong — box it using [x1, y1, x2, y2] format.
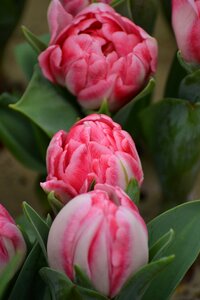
[40, 267, 108, 300]
[8, 243, 48, 300]
[21, 26, 47, 54]
[77, 286, 108, 300]
[164, 52, 187, 98]
[0, 93, 46, 172]
[114, 78, 155, 139]
[0, 253, 22, 300]
[23, 202, 50, 258]
[0, 0, 26, 57]
[125, 179, 140, 206]
[31, 124, 50, 163]
[16, 214, 36, 246]
[40, 268, 75, 300]
[149, 229, 175, 261]
[140, 98, 200, 202]
[179, 69, 200, 103]
[143, 200, 200, 300]
[10, 66, 81, 137]
[15, 34, 50, 80]
[115, 256, 174, 300]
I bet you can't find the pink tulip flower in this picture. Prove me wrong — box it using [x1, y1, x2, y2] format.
[47, 184, 148, 297]
[0, 204, 26, 275]
[172, 0, 200, 64]
[39, 3, 158, 112]
[41, 114, 143, 204]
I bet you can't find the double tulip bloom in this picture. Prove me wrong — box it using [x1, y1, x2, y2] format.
[0, 204, 26, 275]
[47, 184, 148, 298]
[41, 114, 143, 204]
[172, 0, 200, 65]
[39, 2, 158, 111]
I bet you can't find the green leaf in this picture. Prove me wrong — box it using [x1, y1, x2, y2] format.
[97, 99, 111, 116]
[143, 200, 200, 300]
[40, 268, 75, 300]
[15, 34, 49, 80]
[77, 287, 108, 300]
[16, 214, 36, 245]
[149, 229, 175, 261]
[115, 256, 174, 300]
[0, 253, 22, 300]
[8, 243, 48, 300]
[125, 179, 140, 206]
[177, 50, 199, 74]
[0, 0, 27, 57]
[114, 0, 158, 34]
[10, 66, 81, 137]
[21, 26, 47, 54]
[164, 51, 187, 98]
[23, 202, 50, 258]
[111, 0, 124, 7]
[48, 191, 63, 215]
[130, 0, 158, 34]
[74, 265, 95, 290]
[140, 98, 200, 202]
[179, 69, 200, 103]
[114, 0, 133, 20]
[114, 78, 155, 139]
[0, 93, 46, 172]
[40, 267, 108, 300]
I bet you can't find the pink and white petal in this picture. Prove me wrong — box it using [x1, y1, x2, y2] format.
[78, 79, 114, 110]
[47, 194, 92, 277]
[144, 37, 158, 73]
[110, 207, 148, 297]
[48, 0, 73, 44]
[116, 152, 143, 186]
[46, 130, 68, 177]
[63, 144, 91, 193]
[85, 219, 110, 296]
[65, 58, 88, 94]
[0, 205, 15, 224]
[111, 32, 141, 56]
[62, 35, 92, 67]
[38, 46, 60, 83]
[63, 0, 89, 16]
[40, 180, 77, 204]
[172, 0, 198, 61]
[189, 18, 200, 63]
[77, 2, 115, 16]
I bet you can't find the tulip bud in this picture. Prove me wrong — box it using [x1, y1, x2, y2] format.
[41, 114, 143, 204]
[0, 204, 26, 275]
[172, 0, 200, 65]
[47, 184, 148, 298]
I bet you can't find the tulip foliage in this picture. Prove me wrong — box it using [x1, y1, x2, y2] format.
[1, 0, 200, 299]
